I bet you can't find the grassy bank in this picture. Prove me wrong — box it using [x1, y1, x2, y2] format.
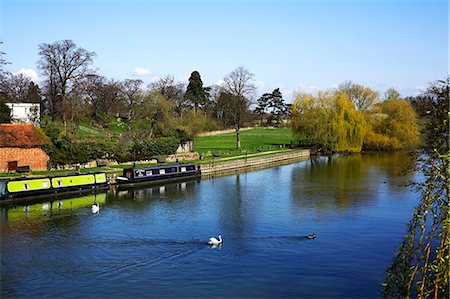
[194, 127, 294, 157]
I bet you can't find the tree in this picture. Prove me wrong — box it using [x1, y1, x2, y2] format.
[268, 88, 287, 126]
[184, 71, 210, 113]
[376, 99, 420, 148]
[0, 41, 10, 75]
[121, 79, 143, 131]
[37, 40, 96, 124]
[0, 96, 11, 123]
[221, 66, 256, 150]
[337, 81, 379, 111]
[384, 88, 401, 101]
[148, 74, 186, 115]
[1, 73, 34, 103]
[383, 78, 449, 298]
[255, 88, 287, 126]
[291, 90, 367, 152]
[255, 92, 271, 125]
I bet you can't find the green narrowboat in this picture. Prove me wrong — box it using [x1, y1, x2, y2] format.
[0, 172, 109, 202]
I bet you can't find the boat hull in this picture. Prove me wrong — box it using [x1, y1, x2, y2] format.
[0, 172, 109, 203]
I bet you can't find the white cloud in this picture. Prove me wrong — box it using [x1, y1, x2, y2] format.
[254, 81, 265, 90]
[133, 67, 151, 76]
[14, 68, 39, 82]
[216, 79, 225, 86]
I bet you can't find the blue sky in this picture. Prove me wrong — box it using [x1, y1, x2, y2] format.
[0, 0, 448, 102]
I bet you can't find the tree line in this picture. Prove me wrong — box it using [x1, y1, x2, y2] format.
[0, 40, 292, 161]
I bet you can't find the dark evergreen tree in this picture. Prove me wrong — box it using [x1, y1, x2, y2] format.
[184, 71, 209, 113]
[255, 92, 271, 125]
[0, 96, 11, 123]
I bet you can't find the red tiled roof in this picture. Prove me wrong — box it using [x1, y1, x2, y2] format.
[0, 124, 50, 148]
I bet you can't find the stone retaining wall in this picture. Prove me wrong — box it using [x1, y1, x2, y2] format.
[200, 149, 310, 177]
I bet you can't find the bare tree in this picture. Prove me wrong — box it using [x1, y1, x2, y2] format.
[148, 74, 186, 115]
[1, 73, 32, 103]
[121, 79, 143, 131]
[0, 41, 10, 76]
[222, 66, 256, 150]
[37, 40, 96, 125]
[337, 80, 379, 112]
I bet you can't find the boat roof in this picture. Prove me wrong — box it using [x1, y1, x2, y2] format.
[0, 172, 106, 182]
[124, 163, 196, 171]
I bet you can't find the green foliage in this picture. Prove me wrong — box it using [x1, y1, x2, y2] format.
[383, 78, 449, 298]
[291, 91, 367, 152]
[184, 71, 210, 111]
[363, 131, 399, 151]
[131, 137, 179, 161]
[364, 99, 420, 151]
[0, 96, 11, 123]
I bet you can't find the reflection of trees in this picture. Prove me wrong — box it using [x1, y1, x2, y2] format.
[290, 152, 416, 211]
[216, 174, 256, 239]
[109, 180, 200, 215]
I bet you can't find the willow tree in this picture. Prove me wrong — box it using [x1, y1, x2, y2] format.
[383, 78, 449, 298]
[291, 91, 366, 152]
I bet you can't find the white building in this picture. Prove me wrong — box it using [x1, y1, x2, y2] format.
[6, 103, 40, 126]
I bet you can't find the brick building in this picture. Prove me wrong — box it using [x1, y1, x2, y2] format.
[0, 124, 50, 172]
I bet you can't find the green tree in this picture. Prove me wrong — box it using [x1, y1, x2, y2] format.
[383, 78, 449, 298]
[255, 91, 271, 125]
[291, 90, 367, 152]
[384, 88, 401, 101]
[0, 96, 11, 123]
[184, 71, 210, 113]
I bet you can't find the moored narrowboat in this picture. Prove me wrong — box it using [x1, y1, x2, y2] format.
[116, 163, 201, 186]
[0, 172, 109, 202]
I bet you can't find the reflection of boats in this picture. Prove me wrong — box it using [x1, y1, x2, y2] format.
[0, 172, 108, 202]
[4, 193, 107, 220]
[116, 163, 201, 187]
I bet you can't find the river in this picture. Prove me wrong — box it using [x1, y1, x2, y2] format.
[0, 152, 419, 298]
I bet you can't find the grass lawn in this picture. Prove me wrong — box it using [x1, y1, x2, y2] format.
[194, 127, 295, 156]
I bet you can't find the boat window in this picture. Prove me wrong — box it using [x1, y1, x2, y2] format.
[56, 180, 63, 186]
[24, 183, 30, 190]
[180, 167, 187, 172]
[172, 167, 177, 172]
[42, 181, 49, 188]
[160, 169, 166, 174]
[146, 170, 152, 176]
[153, 170, 160, 175]
[135, 169, 145, 177]
[187, 166, 195, 171]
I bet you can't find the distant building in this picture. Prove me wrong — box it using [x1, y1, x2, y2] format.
[5, 103, 40, 126]
[0, 124, 49, 172]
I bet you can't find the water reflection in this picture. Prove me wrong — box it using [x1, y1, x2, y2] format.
[290, 152, 416, 211]
[0, 192, 107, 237]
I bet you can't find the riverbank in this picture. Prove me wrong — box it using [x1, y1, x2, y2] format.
[200, 149, 310, 177]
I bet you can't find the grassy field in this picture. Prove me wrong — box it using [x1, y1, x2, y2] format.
[194, 127, 295, 156]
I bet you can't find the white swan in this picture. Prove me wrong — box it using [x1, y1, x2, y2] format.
[208, 235, 222, 245]
[92, 203, 100, 214]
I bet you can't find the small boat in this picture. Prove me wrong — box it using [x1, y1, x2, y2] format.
[116, 163, 201, 186]
[0, 172, 109, 202]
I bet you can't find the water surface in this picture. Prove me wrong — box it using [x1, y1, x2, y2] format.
[1, 152, 418, 298]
